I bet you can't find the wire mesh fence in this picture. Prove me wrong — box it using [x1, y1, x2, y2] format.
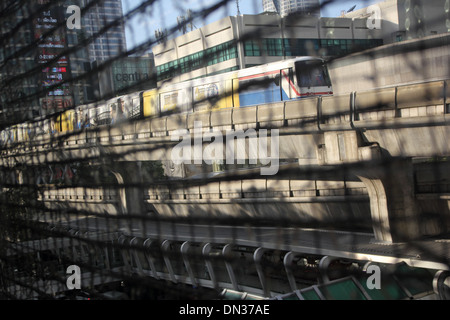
[0, 0, 449, 301]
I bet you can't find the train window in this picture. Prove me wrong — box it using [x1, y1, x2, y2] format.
[295, 60, 331, 88]
[130, 97, 140, 119]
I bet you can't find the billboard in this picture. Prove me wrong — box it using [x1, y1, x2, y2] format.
[34, 2, 74, 113]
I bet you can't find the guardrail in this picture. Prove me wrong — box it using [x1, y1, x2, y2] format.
[146, 178, 367, 201]
[38, 187, 118, 203]
[37, 179, 368, 205]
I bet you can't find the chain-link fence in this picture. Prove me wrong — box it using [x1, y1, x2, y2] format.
[0, 0, 449, 301]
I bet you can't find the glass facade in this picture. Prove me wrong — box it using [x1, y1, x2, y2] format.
[84, 0, 127, 62]
[156, 41, 238, 81]
[319, 39, 383, 56]
[244, 38, 383, 57]
[156, 37, 382, 82]
[111, 58, 154, 93]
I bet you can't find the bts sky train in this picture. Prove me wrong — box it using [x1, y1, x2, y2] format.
[1, 57, 332, 144]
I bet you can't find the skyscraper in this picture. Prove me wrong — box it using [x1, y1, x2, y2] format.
[262, 0, 321, 17]
[83, 0, 127, 62]
[0, 0, 94, 122]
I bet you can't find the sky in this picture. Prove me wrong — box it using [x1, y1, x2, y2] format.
[121, 0, 380, 51]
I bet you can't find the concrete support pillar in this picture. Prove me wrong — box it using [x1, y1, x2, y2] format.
[222, 244, 239, 291]
[110, 171, 128, 214]
[319, 256, 338, 284]
[161, 239, 177, 283]
[109, 161, 146, 216]
[321, 130, 445, 242]
[181, 241, 197, 287]
[202, 243, 218, 289]
[283, 251, 298, 292]
[143, 239, 159, 279]
[357, 158, 421, 243]
[118, 235, 132, 272]
[130, 237, 144, 274]
[320, 130, 425, 242]
[253, 247, 269, 297]
[433, 270, 450, 300]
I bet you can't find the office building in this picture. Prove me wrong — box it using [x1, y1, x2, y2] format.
[83, 0, 127, 62]
[94, 54, 156, 98]
[153, 13, 383, 84]
[0, 0, 94, 122]
[343, 0, 450, 43]
[0, 2, 40, 123]
[262, 0, 321, 17]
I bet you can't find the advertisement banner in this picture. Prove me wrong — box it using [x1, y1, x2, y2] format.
[33, 3, 74, 113]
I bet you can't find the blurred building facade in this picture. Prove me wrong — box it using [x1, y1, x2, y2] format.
[153, 13, 383, 84]
[343, 0, 450, 43]
[83, 0, 127, 62]
[93, 54, 156, 98]
[154, 0, 450, 85]
[262, 0, 321, 17]
[0, 0, 95, 122]
[0, 0, 129, 124]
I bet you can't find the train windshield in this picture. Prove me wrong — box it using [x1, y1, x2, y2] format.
[295, 60, 332, 88]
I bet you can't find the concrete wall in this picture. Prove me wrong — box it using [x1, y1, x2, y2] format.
[38, 179, 371, 232]
[344, 0, 450, 43]
[328, 33, 450, 94]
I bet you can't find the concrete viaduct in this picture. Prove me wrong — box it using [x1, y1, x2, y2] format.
[2, 79, 449, 244]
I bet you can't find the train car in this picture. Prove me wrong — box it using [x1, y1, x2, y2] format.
[142, 80, 195, 117]
[77, 101, 108, 128]
[0, 126, 16, 145]
[237, 57, 332, 105]
[74, 103, 93, 129]
[142, 66, 239, 116]
[97, 97, 115, 126]
[17, 123, 31, 142]
[114, 92, 142, 122]
[55, 109, 75, 133]
[3, 57, 331, 141]
[0, 127, 10, 146]
[35, 118, 51, 136]
[89, 92, 143, 126]
[142, 56, 332, 117]
[1, 122, 36, 145]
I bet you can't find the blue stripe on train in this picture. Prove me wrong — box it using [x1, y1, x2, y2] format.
[239, 82, 290, 107]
